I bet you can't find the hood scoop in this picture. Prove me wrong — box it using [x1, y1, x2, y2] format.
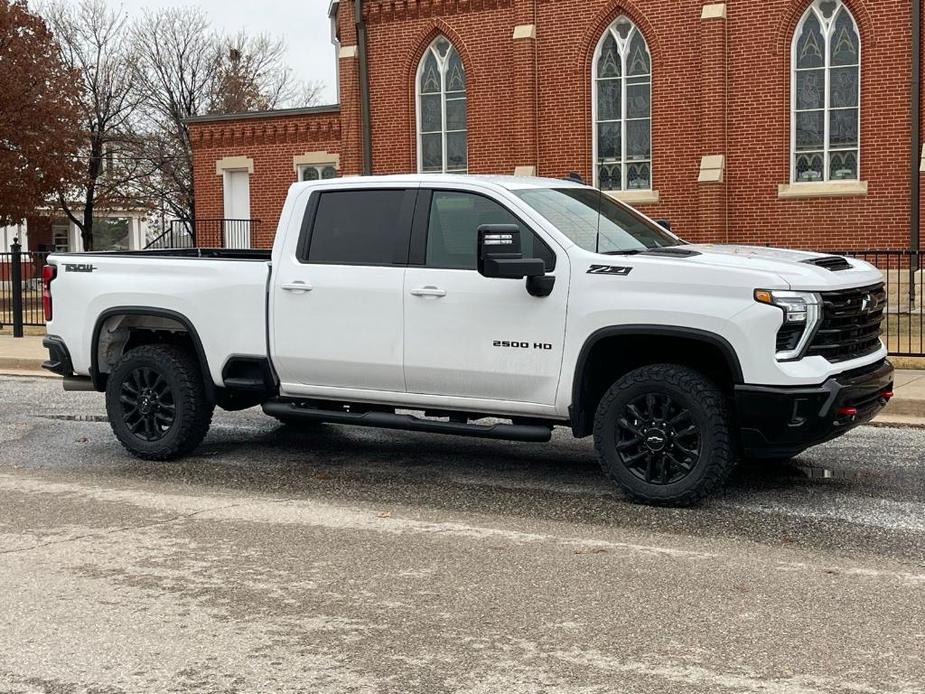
[803, 255, 852, 272]
[642, 247, 702, 258]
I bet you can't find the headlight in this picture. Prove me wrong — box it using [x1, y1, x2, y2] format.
[754, 289, 822, 361]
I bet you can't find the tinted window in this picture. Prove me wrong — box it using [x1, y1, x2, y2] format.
[307, 190, 408, 265]
[425, 191, 555, 270]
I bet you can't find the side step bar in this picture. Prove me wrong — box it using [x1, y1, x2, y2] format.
[262, 401, 552, 443]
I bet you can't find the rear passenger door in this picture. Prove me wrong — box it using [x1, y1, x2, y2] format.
[271, 185, 417, 394]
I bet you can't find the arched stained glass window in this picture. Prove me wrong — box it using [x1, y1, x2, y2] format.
[792, 0, 860, 182]
[416, 37, 467, 174]
[592, 17, 652, 191]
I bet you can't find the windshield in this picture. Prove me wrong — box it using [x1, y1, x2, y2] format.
[513, 187, 683, 254]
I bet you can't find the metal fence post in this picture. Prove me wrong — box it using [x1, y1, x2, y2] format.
[10, 238, 23, 338]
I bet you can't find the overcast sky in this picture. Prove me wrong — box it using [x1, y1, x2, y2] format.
[116, 0, 339, 104]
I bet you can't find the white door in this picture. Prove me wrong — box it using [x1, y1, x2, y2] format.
[223, 170, 251, 248]
[403, 190, 569, 405]
[272, 186, 417, 394]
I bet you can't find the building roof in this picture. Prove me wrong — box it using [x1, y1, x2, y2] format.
[185, 104, 340, 125]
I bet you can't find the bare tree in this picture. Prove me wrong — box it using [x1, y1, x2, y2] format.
[44, 0, 148, 251]
[131, 7, 217, 224]
[210, 32, 300, 114]
[133, 7, 319, 224]
[0, 0, 82, 228]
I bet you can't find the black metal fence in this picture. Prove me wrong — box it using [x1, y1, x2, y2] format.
[818, 249, 923, 358]
[145, 219, 260, 250]
[145, 221, 196, 250]
[1, 243, 49, 334]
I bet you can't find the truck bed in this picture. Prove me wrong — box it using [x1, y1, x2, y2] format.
[46, 251, 271, 387]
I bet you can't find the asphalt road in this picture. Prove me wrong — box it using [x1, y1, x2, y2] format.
[0, 375, 923, 694]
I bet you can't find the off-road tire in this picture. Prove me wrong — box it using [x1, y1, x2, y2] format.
[593, 363, 735, 506]
[105, 344, 213, 460]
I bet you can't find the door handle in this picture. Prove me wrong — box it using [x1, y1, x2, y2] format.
[281, 281, 313, 292]
[410, 286, 446, 298]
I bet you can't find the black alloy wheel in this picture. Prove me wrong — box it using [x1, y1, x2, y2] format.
[119, 367, 177, 442]
[615, 392, 701, 485]
[105, 344, 214, 460]
[593, 363, 735, 506]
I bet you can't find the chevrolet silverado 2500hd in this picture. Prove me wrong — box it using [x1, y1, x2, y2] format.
[41, 175, 894, 505]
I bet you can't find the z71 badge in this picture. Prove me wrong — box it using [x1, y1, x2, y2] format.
[587, 264, 632, 276]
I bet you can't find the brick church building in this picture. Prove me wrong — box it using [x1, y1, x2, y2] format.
[187, 0, 924, 251]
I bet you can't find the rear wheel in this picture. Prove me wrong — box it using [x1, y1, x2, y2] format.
[105, 345, 213, 460]
[593, 364, 735, 506]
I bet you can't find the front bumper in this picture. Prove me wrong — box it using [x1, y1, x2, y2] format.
[735, 359, 894, 458]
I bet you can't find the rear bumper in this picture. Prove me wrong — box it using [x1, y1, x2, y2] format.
[42, 335, 74, 377]
[735, 359, 894, 458]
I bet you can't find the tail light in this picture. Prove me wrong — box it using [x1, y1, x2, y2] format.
[42, 264, 56, 321]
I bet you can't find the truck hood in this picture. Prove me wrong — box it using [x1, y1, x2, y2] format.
[674, 244, 884, 290]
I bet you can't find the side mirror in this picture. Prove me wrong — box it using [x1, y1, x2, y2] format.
[656, 219, 672, 231]
[477, 225, 545, 279]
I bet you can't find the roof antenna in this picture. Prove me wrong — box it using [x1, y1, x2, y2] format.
[564, 171, 584, 184]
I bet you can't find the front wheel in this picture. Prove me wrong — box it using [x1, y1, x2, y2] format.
[593, 364, 735, 506]
[105, 344, 214, 460]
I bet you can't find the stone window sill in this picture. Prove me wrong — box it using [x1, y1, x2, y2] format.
[777, 181, 868, 199]
[604, 190, 661, 205]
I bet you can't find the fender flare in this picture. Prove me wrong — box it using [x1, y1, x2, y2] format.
[569, 325, 744, 435]
[90, 306, 213, 399]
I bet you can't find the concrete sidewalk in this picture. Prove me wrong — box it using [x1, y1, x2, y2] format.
[1, 334, 924, 425]
[0, 335, 56, 378]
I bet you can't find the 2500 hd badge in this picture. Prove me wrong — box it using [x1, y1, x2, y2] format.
[493, 340, 553, 350]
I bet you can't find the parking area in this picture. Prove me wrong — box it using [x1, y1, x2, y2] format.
[0, 375, 923, 694]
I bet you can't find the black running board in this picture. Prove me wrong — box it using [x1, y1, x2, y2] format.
[262, 401, 552, 442]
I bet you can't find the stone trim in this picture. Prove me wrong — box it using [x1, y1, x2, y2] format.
[698, 154, 725, 183]
[215, 156, 254, 175]
[777, 181, 868, 199]
[293, 152, 341, 172]
[605, 190, 661, 205]
[701, 3, 727, 20]
[339, 45, 358, 59]
[513, 165, 536, 176]
[512, 24, 536, 40]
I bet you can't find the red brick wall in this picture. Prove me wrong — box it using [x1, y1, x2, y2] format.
[189, 0, 919, 251]
[189, 111, 341, 247]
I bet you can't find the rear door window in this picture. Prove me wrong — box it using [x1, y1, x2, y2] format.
[301, 189, 415, 265]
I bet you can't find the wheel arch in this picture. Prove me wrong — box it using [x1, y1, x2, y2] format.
[90, 306, 213, 400]
[570, 325, 744, 437]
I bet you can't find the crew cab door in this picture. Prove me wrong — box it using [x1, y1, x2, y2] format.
[402, 188, 569, 405]
[271, 184, 417, 394]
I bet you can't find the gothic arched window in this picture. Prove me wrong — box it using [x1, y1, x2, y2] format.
[792, 0, 861, 182]
[592, 16, 652, 191]
[416, 37, 467, 174]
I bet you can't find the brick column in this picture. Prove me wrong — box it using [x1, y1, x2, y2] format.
[696, 3, 728, 243]
[337, 1, 363, 176]
[511, 0, 538, 175]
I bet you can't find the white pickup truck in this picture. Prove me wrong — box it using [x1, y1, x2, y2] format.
[42, 174, 894, 505]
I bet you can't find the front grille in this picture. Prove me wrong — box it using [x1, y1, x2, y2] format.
[806, 284, 886, 363]
[776, 324, 804, 353]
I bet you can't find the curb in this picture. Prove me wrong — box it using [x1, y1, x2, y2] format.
[0, 358, 46, 372]
[0, 368, 59, 379]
